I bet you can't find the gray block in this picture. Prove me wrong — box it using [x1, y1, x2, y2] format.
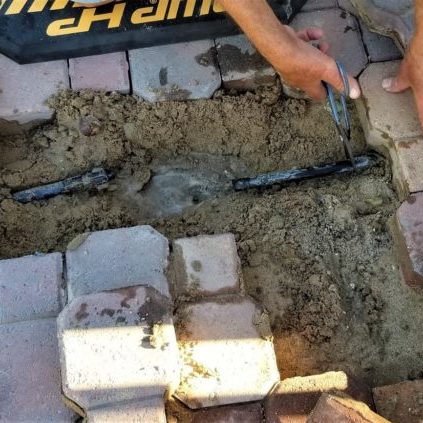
[66, 225, 170, 300]
[0, 319, 77, 422]
[58, 286, 180, 411]
[359, 20, 402, 62]
[291, 9, 368, 77]
[0, 253, 64, 324]
[302, 0, 337, 12]
[215, 35, 276, 91]
[129, 40, 221, 102]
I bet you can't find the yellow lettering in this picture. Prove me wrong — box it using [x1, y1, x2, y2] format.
[50, 0, 69, 10]
[5, 0, 28, 15]
[131, 0, 169, 24]
[213, 0, 223, 13]
[184, 0, 195, 17]
[199, 0, 211, 15]
[167, 0, 182, 19]
[47, 2, 125, 36]
[28, 0, 47, 12]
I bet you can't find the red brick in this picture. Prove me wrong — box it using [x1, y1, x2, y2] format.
[69, 52, 130, 94]
[390, 194, 423, 289]
[307, 394, 390, 423]
[373, 380, 423, 423]
[264, 371, 374, 423]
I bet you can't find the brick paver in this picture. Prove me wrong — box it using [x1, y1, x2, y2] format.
[307, 393, 389, 423]
[0, 319, 76, 422]
[86, 397, 167, 423]
[359, 21, 402, 62]
[172, 234, 242, 297]
[373, 380, 423, 423]
[69, 52, 130, 94]
[0, 55, 69, 131]
[175, 296, 279, 409]
[265, 371, 374, 423]
[215, 35, 276, 91]
[390, 194, 423, 289]
[129, 40, 221, 102]
[357, 61, 422, 150]
[291, 9, 367, 77]
[0, 252, 63, 324]
[58, 286, 179, 411]
[66, 225, 170, 300]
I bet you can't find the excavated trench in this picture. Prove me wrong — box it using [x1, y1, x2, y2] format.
[0, 86, 422, 393]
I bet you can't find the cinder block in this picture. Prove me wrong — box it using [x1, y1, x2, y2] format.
[390, 194, 423, 289]
[0, 319, 76, 422]
[0, 252, 63, 324]
[69, 52, 130, 94]
[302, 0, 337, 11]
[0, 55, 69, 131]
[58, 286, 180, 411]
[192, 402, 263, 422]
[175, 296, 279, 409]
[129, 40, 221, 102]
[391, 138, 423, 199]
[86, 397, 167, 423]
[215, 35, 276, 91]
[359, 21, 402, 63]
[66, 225, 170, 300]
[265, 371, 374, 423]
[172, 234, 242, 297]
[373, 380, 423, 423]
[307, 393, 390, 423]
[290, 9, 367, 77]
[356, 61, 422, 151]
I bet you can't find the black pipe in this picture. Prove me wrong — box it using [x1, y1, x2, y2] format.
[232, 154, 381, 191]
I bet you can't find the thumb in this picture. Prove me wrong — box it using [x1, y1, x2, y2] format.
[323, 60, 361, 99]
[382, 61, 410, 93]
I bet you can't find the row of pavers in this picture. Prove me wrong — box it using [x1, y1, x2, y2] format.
[0, 1, 401, 131]
[1, 224, 422, 422]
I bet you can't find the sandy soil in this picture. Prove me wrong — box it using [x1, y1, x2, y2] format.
[0, 86, 422, 390]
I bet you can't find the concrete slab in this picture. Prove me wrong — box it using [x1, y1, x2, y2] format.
[0, 55, 69, 132]
[359, 21, 402, 63]
[172, 234, 242, 298]
[66, 225, 170, 300]
[265, 371, 374, 423]
[215, 35, 276, 91]
[57, 286, 180, 411]
[175, 296, 279, 409]
[290, 9, 367, 77]
[307, 393, 389, 423]
[356, 61, 422, 152]
[86, 397, 167, 423]
[0, 319, 76, 422]
[302, 0, 337, 12]
[373, 380, 423, 423]
[69, 52, 130, 94]
[129, 40, 221, 102]
[0, 252, 63, 324]
[390, 194, 423, 289]
[337, 0, 357, 15]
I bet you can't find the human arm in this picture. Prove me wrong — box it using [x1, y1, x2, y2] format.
[382, 1, 423, 124]
[218, 0, 361, 100]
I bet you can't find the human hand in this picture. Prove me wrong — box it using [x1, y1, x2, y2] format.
[382, 35, 423, 125]
[276, 27, 361, 101]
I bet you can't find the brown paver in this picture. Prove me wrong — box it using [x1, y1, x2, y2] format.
[373, 380, 423, 423]
[0, 319, 76, 422]
[0, 252, 64, 324]
[307, 393, 390, 423]
[291, 9, 367, 77]
[57, 286, 180, 412]
[357, 61, 422, 151]
[192, 402, 263, 422]
[66, 225, 170, 300]
[86, 396, 167, 423]
[174, 296, 279, 409]
[264, 371, 374, 423]
[389, 194, 423, 289]
[172, 234, 242, 298]
[69, 52, 130, 94]
[215, 35, 276, 91]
